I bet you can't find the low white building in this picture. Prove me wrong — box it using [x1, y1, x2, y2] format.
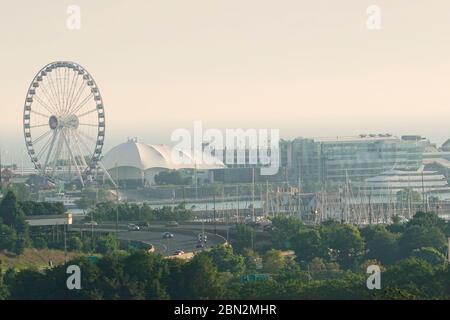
[101, 138, 225, 185]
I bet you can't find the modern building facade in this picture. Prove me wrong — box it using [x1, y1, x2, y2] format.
[282, 134, 424, 192]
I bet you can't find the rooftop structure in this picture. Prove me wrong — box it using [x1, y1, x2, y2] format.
[102, 139, 225, 186]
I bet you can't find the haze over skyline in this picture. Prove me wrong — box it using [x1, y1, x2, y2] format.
[2, 0, 450, 162]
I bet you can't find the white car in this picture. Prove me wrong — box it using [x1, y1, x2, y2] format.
[173, 250, 184, 256]
[162, 232, 174, 239]
[128, 224, 140, 231]
[84, 221, 98, 226]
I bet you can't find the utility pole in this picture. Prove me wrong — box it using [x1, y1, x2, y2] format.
[252, 167, 255, 222]
[213, 195, 217, 235]
[421, 170, 426, 213]
[236, 184, 239, 223]
[0, 148, 2, 186]
[64, 223, 67, 263]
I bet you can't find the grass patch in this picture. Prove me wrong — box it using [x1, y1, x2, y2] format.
[0, 248, 84, 271]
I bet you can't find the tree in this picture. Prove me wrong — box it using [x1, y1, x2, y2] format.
[179, 254, 228, 299]
[292, 228, 325, 263]
[263, 249, 287, 274]
[202, 244, 245, 274]
[4, 183, 30, 202]
[122, 251, 169, 299]
[307, 257, 342, 280]
[67, 236, 83, 251]
[412, 247, 447, 267]
[398, 225, 447, 257]
[0, 224, 17, 252]
[95, 234, 118, 254]
[361, 225, 399, 265]
[0, 191, 29, 235]
[407, 211, 449, 235]
[0, 270, 9, 300]
[383, 257, 439, 298]
[232, 224, 255, 254]
[321, 223, 365, 268]
[270, 217, 304, 250]
[241, 249, 260, 273]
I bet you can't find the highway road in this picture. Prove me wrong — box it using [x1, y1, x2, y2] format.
[70, 224, 227, 256]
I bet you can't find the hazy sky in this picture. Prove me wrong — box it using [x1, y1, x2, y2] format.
[2, 0, 450, 163]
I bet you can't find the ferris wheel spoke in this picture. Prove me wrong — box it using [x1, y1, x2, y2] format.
[73, 130, 94, 156]
[30, 109, 51, 119]
[77, 108, 97, 118]
[78, 123, 98, 127]
[67, 78, 87, 115]
[77, 130, 98, 145]
[39, 82, 60, 114]
[55, 68, 65, 114]
[70, 130, 88, 168]
[62, 67, 69, 114]
[30, 123, 49, 128]
[33, 95, 56, 115]
[71, 93, 94, 115]
[33, 129, 52, 145]
[42, 129, 60, 172]
[61, 130, 85, 187]
[51, 133, 65, 176]
[36, 130, 56, 161]
[47, 71, 62, 114]
[64, 70, 79, 116]
[50, 68, 62, 114]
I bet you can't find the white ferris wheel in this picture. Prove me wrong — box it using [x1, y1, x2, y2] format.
[23, 61, 106, 187]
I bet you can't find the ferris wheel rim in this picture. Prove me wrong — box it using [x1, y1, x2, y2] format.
[23, 61, 106, 183]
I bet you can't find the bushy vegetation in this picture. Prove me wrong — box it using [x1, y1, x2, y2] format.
[1, 188, 450, 300]
[88, 202, 195, 222]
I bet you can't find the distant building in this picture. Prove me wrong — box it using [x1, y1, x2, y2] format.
[101, 138, 225, 186]
[356, 167, 450, 203]
[282, 134, 424, 192]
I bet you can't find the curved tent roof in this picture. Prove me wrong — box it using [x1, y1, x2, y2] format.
[102, 139, 225, 171]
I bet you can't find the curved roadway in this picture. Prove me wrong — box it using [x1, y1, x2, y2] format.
[70, 224, 226, 256]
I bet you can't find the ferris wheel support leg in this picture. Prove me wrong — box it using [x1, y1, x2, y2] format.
[43, 130, 59, 174]
[61, 131, 85, 188]
[97, 161, 117, 189]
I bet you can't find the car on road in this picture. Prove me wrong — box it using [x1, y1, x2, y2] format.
[136, 221, 150, 228]
[162, 232, 174, 239]
[165, 221, 179, 227]
[173, 250, 184, 256]
[128, 223, 140, 231]
[198, 233, 207, 241]
[83, 221, 98, 226]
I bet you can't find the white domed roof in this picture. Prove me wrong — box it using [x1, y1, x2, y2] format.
[102, 139, 225, 171]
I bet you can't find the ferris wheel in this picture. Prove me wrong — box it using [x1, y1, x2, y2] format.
[23, 61, 105, 187]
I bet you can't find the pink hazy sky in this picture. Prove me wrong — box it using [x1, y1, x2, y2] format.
[1, 0, 450, 160]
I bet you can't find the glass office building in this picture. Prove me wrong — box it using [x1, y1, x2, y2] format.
[283, 134, 424, 192]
